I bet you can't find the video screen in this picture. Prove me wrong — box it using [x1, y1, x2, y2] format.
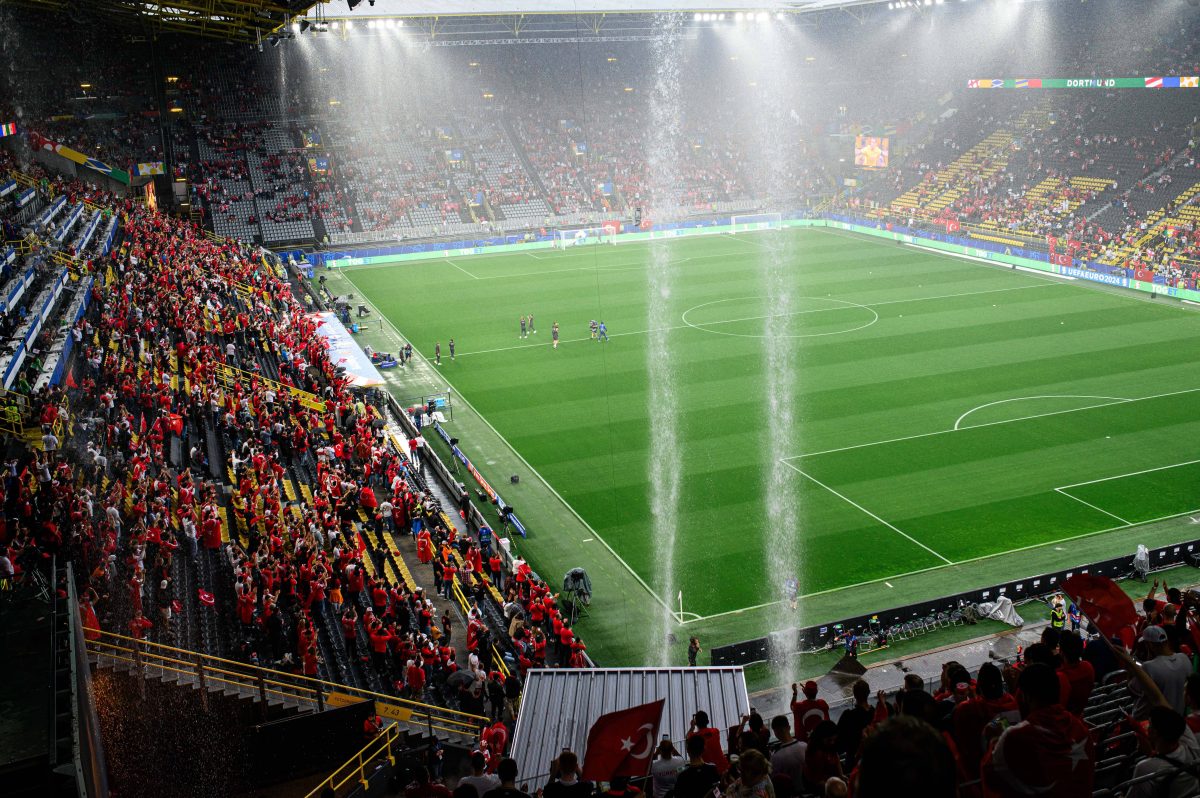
[854, 135, 889, 169]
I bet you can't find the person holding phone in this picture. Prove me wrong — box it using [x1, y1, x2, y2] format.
[674, 735, 721, 798]
[687, 711, 728, 773]
[650, 738, 685, 798]
[541, 750, 593, 798]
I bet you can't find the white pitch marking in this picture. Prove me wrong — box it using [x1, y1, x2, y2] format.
[953, 395, 1134, 431]
[680, 505, 1200, 624]
[454, 282, 1059, 358]
[1055, 458, 1200, 491]
[445, 260, 479, 280]
[793, 385, 1200, 460]
[885, 582, 893, 588]
[1054, 488, 1132, 525]
[779, 459, 952, 564]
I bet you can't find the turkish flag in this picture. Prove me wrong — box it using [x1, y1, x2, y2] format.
[581, 699, 665, 781]
[1061, 574, 1138, 641]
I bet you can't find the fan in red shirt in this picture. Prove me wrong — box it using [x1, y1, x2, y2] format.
[790, 680, 830, 742]
[129, 610, 155, 641]
[982, 663, 1094, 798]
[1056, 633, 1095, 717]
[686, 710, 728, 773]
[405, 659, 426, 698]
[952, 663, 1020, 781]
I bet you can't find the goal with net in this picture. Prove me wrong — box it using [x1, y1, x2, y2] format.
[729, 212, 783, 233]
[553, 223, 620, 248]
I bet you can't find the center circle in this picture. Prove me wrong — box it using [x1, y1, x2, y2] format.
[680, 296, 880, 339]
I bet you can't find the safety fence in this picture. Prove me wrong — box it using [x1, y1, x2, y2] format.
[85, 629, 489, 740]
[304, 723, 401, 798]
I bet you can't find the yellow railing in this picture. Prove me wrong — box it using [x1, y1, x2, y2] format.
[306, 724, 399, 798]
[86, 629, 488, 738]
[213, 363, 326, 412]
[10, 170, 38, 190]
[449, 579, 511, 679]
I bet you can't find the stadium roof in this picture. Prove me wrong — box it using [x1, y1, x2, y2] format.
[0, 0, 318, 42]
[510, 667, 749, 785]
[0, 0, 888, 44]
[323, 0, 887, 18]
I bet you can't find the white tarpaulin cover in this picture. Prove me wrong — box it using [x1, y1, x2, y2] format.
[312, 311, 386, 388]
[977, 596, 1023, 627]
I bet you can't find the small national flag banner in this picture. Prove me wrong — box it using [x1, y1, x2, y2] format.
[1015, 78, 1042, 89]
[1061, 573, 1139, 641]
[967, 79, 979, 89]
[1145, 77, 1163, 88]
[1050, 252, 1071, 267]
[581, 699, 666, 781]
[1182, 77, 1199, 88]
[0, 122, 17, 137]
[1163, 77, 1182, 88]
[136, 162, 165, 176]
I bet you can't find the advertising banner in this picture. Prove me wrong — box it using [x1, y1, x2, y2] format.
[969, 77, 1199, 89]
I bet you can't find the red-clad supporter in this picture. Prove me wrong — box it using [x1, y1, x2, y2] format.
[790, 680, 830, 743]
[982, 663, 1095, 798]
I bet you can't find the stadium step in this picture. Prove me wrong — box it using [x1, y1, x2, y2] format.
[500, 113, 553, 203]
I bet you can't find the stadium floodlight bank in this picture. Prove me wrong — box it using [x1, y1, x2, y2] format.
[553, 224, 619, 248]
[730, 212, 783, 233]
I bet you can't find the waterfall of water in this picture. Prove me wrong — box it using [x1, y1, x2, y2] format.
[645, 14, 686, 665]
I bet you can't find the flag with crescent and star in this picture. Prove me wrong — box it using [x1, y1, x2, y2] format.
[581, 698, 666, 781]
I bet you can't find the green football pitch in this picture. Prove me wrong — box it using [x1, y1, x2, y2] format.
[327, 228, 1200, 661]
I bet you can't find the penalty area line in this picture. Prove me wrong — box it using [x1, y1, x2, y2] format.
[1056, 458, 1200, 491]
[1053, 487, 1132, 526]
[445, 260, 480, 280]
[779, 459, 952, 565]
[681, 505, 1200, 625]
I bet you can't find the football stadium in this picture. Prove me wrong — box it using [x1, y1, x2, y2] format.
[2, 0, 1200, 796]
